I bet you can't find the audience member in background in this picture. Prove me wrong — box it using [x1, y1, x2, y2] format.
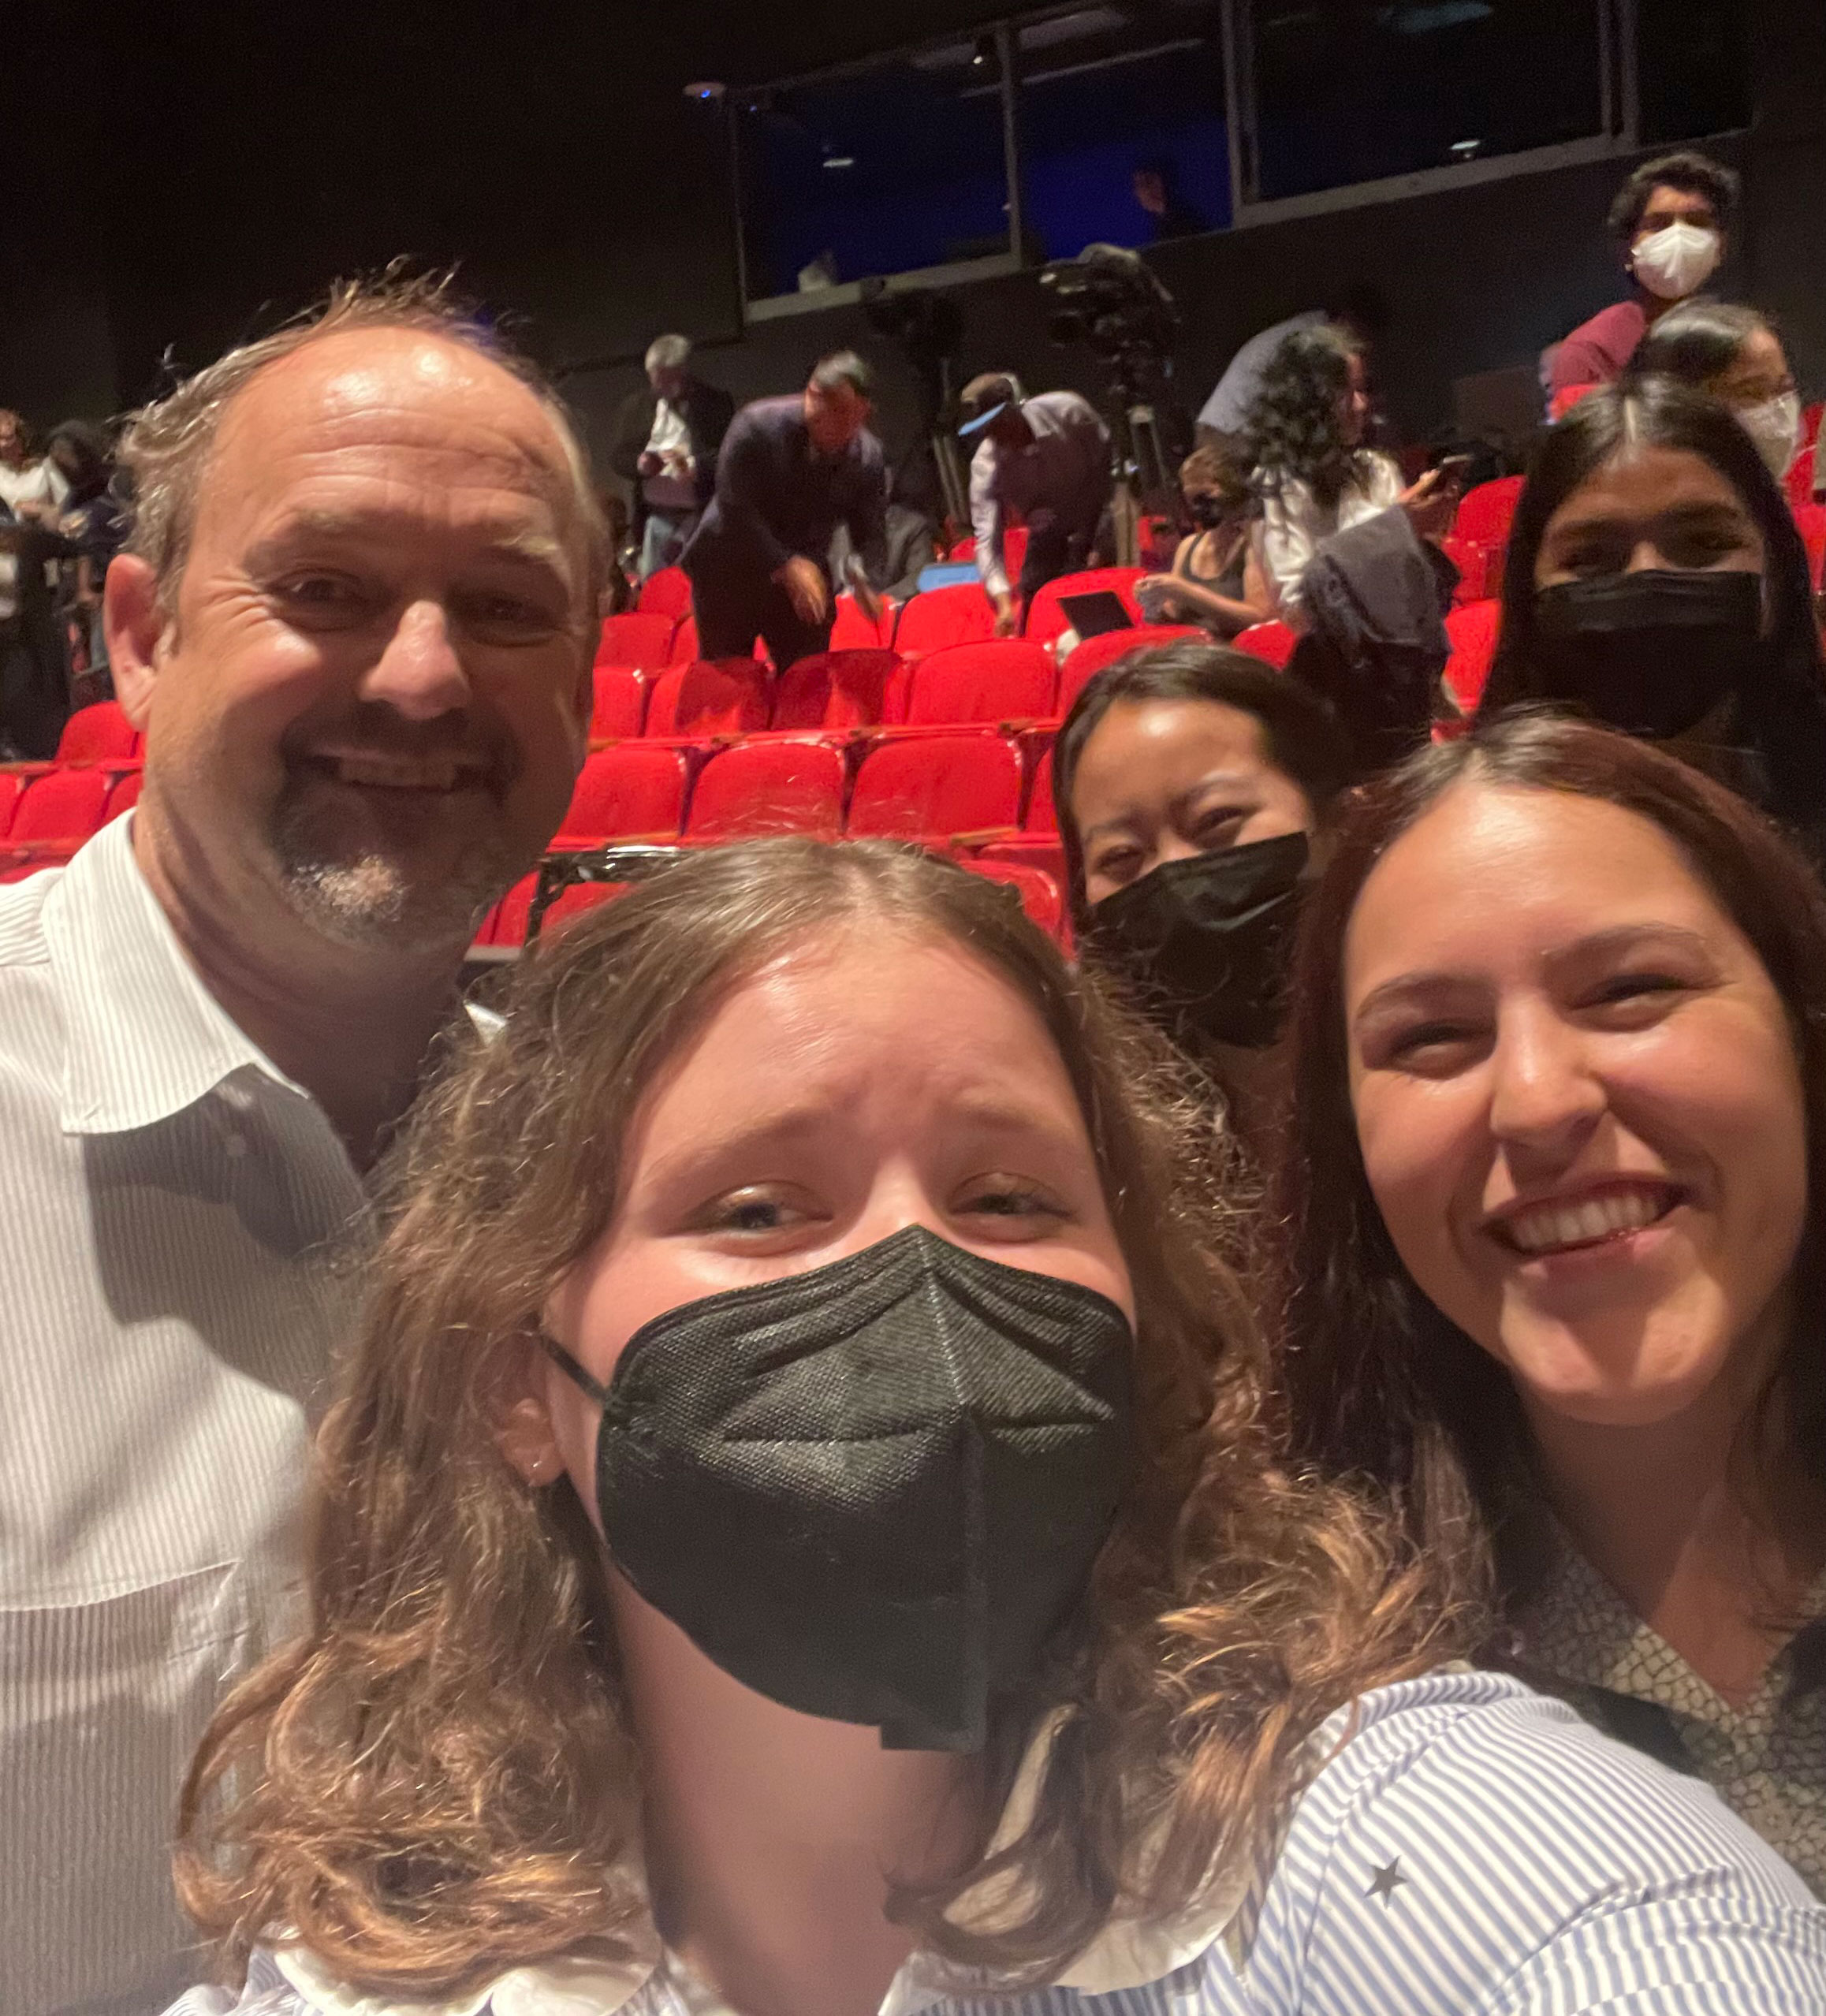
[1131, 159, 1206, 242]
[959, 371, 1111, 637]
[1478, 378, 1826, 860]
[1245, 322, 1455, 629]
[0, 412, 75, 758]
[830, 459, 941, 606]
[680, 351, 887, 672]
[1630, 299, 1806, 484]
[164, 839, 1824, 2016]
[1054, 641, 1349, 1153]
[43, 418, 126, 691]
[1135, 445, 1273, 638]
[1548, 152, 1740, 418]
[609, 334, 735, 581]
[1275, 711, 1826, 1893]
[0, 276, 602, 2016]
[1194, 283, 1388, 459]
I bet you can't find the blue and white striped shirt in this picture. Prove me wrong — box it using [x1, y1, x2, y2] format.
[167, 1669, 1826, 2016]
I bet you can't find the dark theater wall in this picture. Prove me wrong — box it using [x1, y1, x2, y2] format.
[3, 0, 1822, 481]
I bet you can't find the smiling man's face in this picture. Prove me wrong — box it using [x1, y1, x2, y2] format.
[110, 327, 595, 950]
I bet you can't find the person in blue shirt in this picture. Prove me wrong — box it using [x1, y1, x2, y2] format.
[162, 840, 1824, 2016]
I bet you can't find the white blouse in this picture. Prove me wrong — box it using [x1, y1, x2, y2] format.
[1251, 451, 1404, 628]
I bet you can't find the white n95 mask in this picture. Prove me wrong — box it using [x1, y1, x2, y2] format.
[1738, 390, 1803, 481]
[1631, 220, 1722, 300]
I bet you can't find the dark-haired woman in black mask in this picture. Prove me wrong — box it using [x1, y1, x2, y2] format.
[1054, 639, 1351, 1148]
[1478, 378, 1826, 860]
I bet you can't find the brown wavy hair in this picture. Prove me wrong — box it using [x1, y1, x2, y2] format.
[177, 838, 1470, 1996]
[1273, 712, 1826, 1601]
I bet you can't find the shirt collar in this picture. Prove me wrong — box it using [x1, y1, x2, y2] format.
[43, 814, 307, 1135]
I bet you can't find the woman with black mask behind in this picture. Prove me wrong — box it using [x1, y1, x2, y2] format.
[1477, 378, 1826, 860]
[1054, 640, 1351, 1153]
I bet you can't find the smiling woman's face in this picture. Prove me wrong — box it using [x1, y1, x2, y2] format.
[1342, 779, 1807, 1429]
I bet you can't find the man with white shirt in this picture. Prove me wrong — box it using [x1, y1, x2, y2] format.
[0, 278, 602, 2016]
[609, 335, 735, 579]
[960, 373, 1111, 638]
[0, 410, 71, 756]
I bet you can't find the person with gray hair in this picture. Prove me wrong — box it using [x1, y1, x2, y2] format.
[609, 332, 735, 579]
[0, 271, 604, 2014]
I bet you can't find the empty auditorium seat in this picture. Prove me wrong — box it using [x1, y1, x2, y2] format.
[963, 859, 1064, 938]
[0, 772, 29, 838]
[770, 650, 905, 732]
[645, 659, 771, 740]
[5, 767, 112, 857]
[538, 881, 630, 937]
[1232, 621, 1297, 669]
[1023, 568, 1146, 650]
[829, 592, 895, 650]
[893, 583, 998, 656]
[1443, 598, 1502, 714]
[1437, 533, 1497, 605]
[636, 566, 694, 620]
[686, 740, 845, 843]
[1451, 475, 1525, 554]
[1056, 624, 1202, 718]
[672, 613, 699, 662]
[902, 641, 1056, 727]
[591, 664, 649, 740]
[553, 745, 688, 848]
[594, 612, 677, 671]
[56, 702, 140, 764]
[847, 733, 1022, 844]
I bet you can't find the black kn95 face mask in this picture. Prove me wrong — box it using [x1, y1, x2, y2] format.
[543, 1222, 1134, 1750]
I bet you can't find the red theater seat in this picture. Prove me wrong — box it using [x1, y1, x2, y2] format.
[591, 664, 649, 740]
[687, 740, 845, 843]
[554, 745, 688, 847]
[893, 583, 998, 656]
[1452, 476, 1525, 553]
[645, 660, 771, 739]
[770, 650, 905, 732]
[1233, 620, 1297, 669]
[0, 772, 29, 838]
[56, 702, 140, 764]
[1023, 569, 1146, 650]
[539, 881, 630, 937]
[902, 641, 1056, 727]
[830, 593, 895, 650]
[672, 613, 699, 663]
[847, 734, 1022, 844]
[1444, 598, 1503, 714]
[964, 859, 1064, 938]
[636, 566, 694, 620]
[1056, 624, 1202, 717]
[1793, 502, 1826, 590]
[594, 612, 677, 671]
[6, 767, 112, 857]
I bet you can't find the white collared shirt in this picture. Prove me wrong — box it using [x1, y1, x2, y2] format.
[642, 400, 698, 514]
[164, 1671, 1826, 2016]
[0, 815, 368, 2016]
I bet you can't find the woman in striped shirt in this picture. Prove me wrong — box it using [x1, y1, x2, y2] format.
[1276, 710, 1826, 1899]
[162, 838, 1822, 2016]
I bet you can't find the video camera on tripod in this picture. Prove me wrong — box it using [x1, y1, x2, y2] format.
[1038, 244, 1184, 560]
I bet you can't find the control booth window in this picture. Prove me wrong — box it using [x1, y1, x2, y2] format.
[736, 35, 1012, 304]
[1015, 2, 1231, 261]
[1241, 0, 1605, 203]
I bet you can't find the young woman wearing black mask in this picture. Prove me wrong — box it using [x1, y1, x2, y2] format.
[1053, 641, 1351, 1147]
[157, 839, 1826, 2014]
[1477, 378, 1826, 859]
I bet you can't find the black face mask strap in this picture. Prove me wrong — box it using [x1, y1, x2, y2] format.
[540, 1332, 613, 1405]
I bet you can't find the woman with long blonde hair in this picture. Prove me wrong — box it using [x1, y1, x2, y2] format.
[166, 841, 1822, 2014]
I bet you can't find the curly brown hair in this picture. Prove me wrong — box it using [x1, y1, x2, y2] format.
[176, 839, 1471, 1996]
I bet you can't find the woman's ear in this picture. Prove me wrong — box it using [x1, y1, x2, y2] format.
[490, 1336, 568, 1486]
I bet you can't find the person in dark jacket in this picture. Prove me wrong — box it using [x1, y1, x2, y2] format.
[680, 352, 889, 672]
[609, 336, 735, 579]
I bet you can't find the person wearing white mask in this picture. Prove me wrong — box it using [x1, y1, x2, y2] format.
[1632, 300, 1806, 485]
[1549, 152, 1738, 419]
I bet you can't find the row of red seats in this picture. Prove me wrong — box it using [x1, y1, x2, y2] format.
[0, 762, 141, 874]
